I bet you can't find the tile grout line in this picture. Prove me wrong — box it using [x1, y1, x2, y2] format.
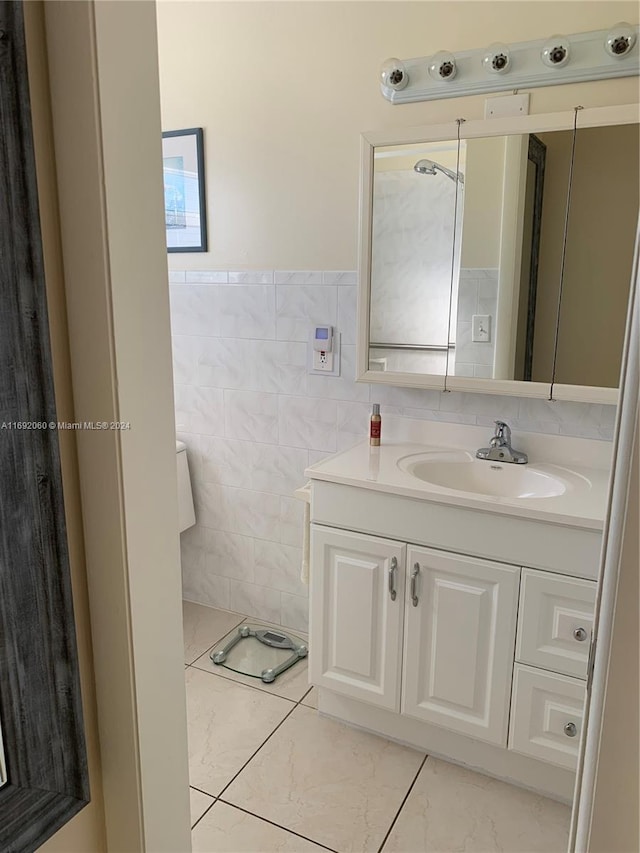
[185, 613, 315, 836]
[189, 783, 215, 798]
[192, 681, 313, 817]
[189, 660, 299, 704]
[184, 613, 247, 665]
[215, 799, 339, 853]
[376, 752, 429, 853]
[214, 699, 299, 802]
[190, 795, 217, 832]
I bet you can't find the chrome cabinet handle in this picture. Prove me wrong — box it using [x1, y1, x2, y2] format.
[573, 627, 588, 642]
[564, 722, 577, 738]
[410, 563, 420, 607]
[388, 557, 397, 601]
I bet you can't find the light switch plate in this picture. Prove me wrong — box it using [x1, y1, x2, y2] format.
[472, 314, 491, 342]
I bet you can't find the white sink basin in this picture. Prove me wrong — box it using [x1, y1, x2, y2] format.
[398, 450, 574, 499]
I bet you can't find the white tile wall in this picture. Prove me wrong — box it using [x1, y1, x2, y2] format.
[454, 268, 499, 378]
[370, 171, 462, 347]
[172, 269, 616, 630]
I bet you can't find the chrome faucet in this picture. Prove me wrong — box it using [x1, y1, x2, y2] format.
[476, 421, 528, 465]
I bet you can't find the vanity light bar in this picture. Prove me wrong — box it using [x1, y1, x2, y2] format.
[380, 25, 639, 104]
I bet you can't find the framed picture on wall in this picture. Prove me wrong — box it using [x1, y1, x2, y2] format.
[162, 127, 208, 253]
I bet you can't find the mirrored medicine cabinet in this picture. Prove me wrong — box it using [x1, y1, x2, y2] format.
[357, 104, 640, 403]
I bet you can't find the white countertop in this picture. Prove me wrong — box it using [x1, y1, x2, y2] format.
[305, 433, 611, 531]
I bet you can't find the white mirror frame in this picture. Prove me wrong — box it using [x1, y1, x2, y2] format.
[357, 103, 639, 404]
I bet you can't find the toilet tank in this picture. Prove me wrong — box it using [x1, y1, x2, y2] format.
[176, 440, 196, 533]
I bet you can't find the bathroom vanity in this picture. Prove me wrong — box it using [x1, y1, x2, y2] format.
[305, 424, 610, 802]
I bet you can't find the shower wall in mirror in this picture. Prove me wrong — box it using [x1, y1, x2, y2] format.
[370, 141, 464, 376]
[359, 107, 639, 401]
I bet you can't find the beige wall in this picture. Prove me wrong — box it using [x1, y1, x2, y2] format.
[156, 0, 639, 272]
[461, 135, 505, 269]
[23, 4, 107, 851]
[532, 125, 639, 387]
[556, 124, 639, 387]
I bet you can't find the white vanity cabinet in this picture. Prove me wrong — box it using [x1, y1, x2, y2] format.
[305, 435, 607, 801]
[310, 529, 521, 739]
[309, 527, 406, 711]
[403, 547, 520, 746]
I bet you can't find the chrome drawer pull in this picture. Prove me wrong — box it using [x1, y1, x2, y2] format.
[564, 722, 577, 738]
[388, 557, 397, 602]
[573, 627, 588, 642]
[410, 563, 420, 607]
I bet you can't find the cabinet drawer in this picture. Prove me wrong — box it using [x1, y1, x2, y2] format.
[516, 570, 596, 678]
[509, 664, 586, 770]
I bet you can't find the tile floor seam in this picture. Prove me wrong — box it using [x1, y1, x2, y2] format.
[185, 613, 246, 665]
[297, 685, 314, 706]
[190, 796, 217, 832]
[184, 606, 570, 851]
[190, 784, 215, 797]
[376, 752, 429, 853]
[219, 703, 427, 853]
[215, 799, 340, 853]
[214, 699, 299, 801]
[190, 659, 301, 704]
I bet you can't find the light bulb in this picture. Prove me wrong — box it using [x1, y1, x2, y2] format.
[604, 23, 637, 58]
[541, 35, 570, 68]
[380, 58, 408, 91]
[482, 43, 511, 74]
[428, 51, 457, 82]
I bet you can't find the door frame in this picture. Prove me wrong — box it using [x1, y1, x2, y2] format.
[570, 225, 639, 850]
[41, 2, 191, 851]
[39, 1, 638, 850]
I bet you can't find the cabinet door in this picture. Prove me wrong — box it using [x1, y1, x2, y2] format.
[403, 547, 520, 745]
[310, 525, 405, 711]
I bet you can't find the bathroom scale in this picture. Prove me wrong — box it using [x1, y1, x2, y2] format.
[210, 625, 308, 683]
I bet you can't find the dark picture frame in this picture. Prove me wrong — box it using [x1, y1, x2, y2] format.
[162, 127, 208, 253]
[0, 2, 90, 850]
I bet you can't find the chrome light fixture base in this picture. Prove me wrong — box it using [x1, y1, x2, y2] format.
[380, 25, 639, 104]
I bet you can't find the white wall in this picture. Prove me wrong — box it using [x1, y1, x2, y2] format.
[454, 269, 499, 379]
[157, 2, 636, 627]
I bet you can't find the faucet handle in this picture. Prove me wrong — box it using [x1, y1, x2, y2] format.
[493, 421, 511, 444]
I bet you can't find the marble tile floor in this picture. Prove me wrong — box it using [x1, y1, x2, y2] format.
[183, 600, 571, 852]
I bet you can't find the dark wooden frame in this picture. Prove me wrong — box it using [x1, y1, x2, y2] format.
[0, 2, 89, 850]
[522, 133, 547, 381]
[162, 126, 208, 253]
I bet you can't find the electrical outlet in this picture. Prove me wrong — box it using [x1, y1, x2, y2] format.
[313, 349, 334, 372]
[308, 329, 341, 376]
